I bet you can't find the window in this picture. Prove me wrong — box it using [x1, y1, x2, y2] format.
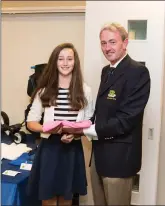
[128, 20, 147, 40]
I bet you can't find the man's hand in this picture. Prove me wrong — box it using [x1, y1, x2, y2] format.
[62, 127, 83, 135]
[61, 134, 74, 143]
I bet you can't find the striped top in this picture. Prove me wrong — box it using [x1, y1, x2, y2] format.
[54, 88, 78, 122]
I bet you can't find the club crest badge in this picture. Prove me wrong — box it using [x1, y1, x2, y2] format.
[107, 90, 116, 100]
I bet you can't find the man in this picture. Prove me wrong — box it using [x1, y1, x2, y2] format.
[63, 22, 150, 205]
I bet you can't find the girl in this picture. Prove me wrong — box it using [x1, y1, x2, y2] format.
[26, 43, 93, 206]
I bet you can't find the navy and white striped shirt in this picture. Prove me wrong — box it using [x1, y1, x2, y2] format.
[54, 88, 78, 122]
[27, 83, 93, 139]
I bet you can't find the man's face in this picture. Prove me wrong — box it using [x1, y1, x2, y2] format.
[100, 29, 128, 65]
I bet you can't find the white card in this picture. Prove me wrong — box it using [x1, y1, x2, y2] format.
[20, 163, 32, 171]
[2, 170, 21, 176]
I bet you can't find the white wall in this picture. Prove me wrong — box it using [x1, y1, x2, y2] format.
[84, 1, 165, 205]
[2, 13, 85, 125]
[157, 27, 165, 204]
[157, 75, 165, 204]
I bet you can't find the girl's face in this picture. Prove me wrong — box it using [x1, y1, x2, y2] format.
[57, 48, 75, 76]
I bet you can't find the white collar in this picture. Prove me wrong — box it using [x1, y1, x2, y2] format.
[109, 53, 127, 68]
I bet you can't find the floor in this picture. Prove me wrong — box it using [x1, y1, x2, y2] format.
[80, 137, 94, 205]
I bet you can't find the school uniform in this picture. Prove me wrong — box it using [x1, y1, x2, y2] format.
[84, 54, 151, 205]
[26, 83, 93, 201]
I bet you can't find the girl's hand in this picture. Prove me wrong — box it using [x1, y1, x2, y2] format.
[61, 134, 74, 144]
[62, 127, 83, 135]
[48, 125, 62, 134]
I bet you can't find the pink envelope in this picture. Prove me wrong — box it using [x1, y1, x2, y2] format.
[43, 120, 92, 132]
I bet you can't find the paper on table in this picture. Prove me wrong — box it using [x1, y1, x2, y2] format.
[1, 143, 32, 160]
[2, 170, 21, 177]
[20, 163, 32, 171]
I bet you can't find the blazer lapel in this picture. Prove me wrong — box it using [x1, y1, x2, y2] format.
[99, 55, 131, 97]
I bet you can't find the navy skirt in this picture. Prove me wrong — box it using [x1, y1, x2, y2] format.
[27, 134, 87, 200]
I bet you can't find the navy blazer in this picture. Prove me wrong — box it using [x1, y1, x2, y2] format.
[92, 55, 150, 178]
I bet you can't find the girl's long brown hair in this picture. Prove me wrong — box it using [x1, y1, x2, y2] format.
[31, 43, 87, 110]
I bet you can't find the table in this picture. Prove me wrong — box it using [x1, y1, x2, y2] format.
[1, 134, 41, 206]
[1, 134, 79, 206]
